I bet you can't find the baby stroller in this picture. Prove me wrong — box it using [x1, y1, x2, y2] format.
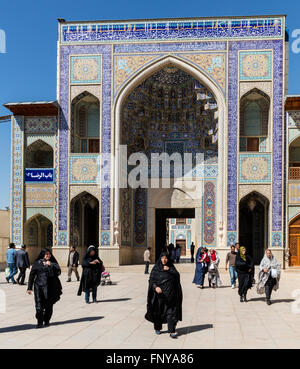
[101, 264, 112, 286]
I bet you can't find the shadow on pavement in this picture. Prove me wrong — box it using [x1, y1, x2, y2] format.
[176, 324, 213, 336]
[96, 298, 131, 303]
[0, 316, 103, 333]
[249, 297, 295, 304]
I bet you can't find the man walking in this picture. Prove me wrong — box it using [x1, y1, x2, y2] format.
[235, 243, 240, 254]
[190, 242, 195, 263]
[225, 245, 238, 288]
[16, 245, 30, 285]
[144, 247, 151, 274]
[6, 243, 17, 284]
[67, 246, 80, 282]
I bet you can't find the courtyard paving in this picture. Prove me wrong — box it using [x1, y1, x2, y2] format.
[0, 264, 300, 349]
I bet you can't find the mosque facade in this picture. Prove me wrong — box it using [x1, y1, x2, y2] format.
[5, 15, 294, 267]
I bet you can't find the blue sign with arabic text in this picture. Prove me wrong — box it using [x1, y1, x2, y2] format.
[25, 169, 54, 183]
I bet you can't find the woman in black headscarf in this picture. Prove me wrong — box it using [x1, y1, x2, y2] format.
[145, 252, 183, 338]
[77, 245, 102, 304]
[235, 246, 254, 302]
[27, 248, 62, 328]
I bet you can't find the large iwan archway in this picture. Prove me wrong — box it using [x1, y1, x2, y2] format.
[113, 56, 226, 263]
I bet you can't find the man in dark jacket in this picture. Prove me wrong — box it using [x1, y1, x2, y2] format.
[67, 246, 80, 282]
[16, 245, 30, 285]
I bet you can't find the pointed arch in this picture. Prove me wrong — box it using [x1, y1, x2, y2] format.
[239, 191, 270, 264]
[113, 55, 226, 234]
[239, 88, 271, 153]
[25, 139, 53, 168]
[69, 191, 99, 249]
[71, 91, 100, 153]
[24, 213, 53, 263]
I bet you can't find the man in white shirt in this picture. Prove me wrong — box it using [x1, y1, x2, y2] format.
[144, 248, 151, 274]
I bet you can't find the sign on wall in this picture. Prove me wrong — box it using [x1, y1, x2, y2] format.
[25, 169, 54, 183]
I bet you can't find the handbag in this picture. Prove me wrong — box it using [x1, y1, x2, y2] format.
[271, 268, 278, 279]
[209, 263, 215, 271]
[5, 267, 10, 278]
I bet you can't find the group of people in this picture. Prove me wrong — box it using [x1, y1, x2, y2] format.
[5, 243, 30, 285]
[192, 242, 281, 305]
[167, 243, 182, 263]
[4, 240, 282, 337]
[5, 243, 104, 328]
[193, 247, 221, 289]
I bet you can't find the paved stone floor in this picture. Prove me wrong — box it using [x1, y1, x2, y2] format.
[0, 264, 300, 349]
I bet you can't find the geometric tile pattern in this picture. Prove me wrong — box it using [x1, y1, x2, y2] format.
[58, 231, 68, 246]
[11, 116, 24, 246]
[272, 231, 282, 247]
[181, 53, 226, 91]
[288, 183, 300, 204]
[70, 185, 101, 201]
[24, 116, 57, 134]
[69, 155, 100, 184]
[70, 55, 101, 84]
[114, 54, 157, 95]
[25, 185, 54, 206]
[239, 153, 271, 183]
[227, 231, 237, 246]
[288, 111, 300, 128]
[239, 81, 272, 98]
[202, 180, 216, 247]
[101, 231, 110, 246]
[240, 51, 272, 80]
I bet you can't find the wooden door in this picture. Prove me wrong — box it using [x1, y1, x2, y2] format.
[289, 217, 300, 266]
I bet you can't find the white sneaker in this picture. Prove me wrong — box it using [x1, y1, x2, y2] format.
[231, 285, 235, 289]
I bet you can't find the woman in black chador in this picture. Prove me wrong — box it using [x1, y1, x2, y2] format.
[145, 252, 183, 338]
[235, 246, 254, 302]
[77, 245, 102, 304]
[27, 249, 62, 328]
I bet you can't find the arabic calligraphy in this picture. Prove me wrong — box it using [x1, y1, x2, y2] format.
[61, 17, 283, 43]
[25, 169, 54, 183]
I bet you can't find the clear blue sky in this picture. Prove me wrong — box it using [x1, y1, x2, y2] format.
[0, 0, 299, 209]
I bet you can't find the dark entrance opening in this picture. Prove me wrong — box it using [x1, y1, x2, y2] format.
[84, 202, 99, 247]
[155, 208, 195, 261]
[239, 192, 269, 265]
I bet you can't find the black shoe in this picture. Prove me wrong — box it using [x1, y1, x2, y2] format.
[240, 296, 244, 302]
[36, 322, 43, 329]
[66, 279, 71, 282]
[5, 277, 9, 283]
[44, 321, 50, 327]
[243, 295, 248, 302]
[267, 299, 271, 305]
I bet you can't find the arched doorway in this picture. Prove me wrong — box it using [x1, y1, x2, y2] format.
[70, 192, 99, 254]
[24, 214, 53, 263]
[115, 57, 225, 263]
[289, 215, 300, 266]
[239, 192, 269, 264]
[114, 56, 226, 264]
